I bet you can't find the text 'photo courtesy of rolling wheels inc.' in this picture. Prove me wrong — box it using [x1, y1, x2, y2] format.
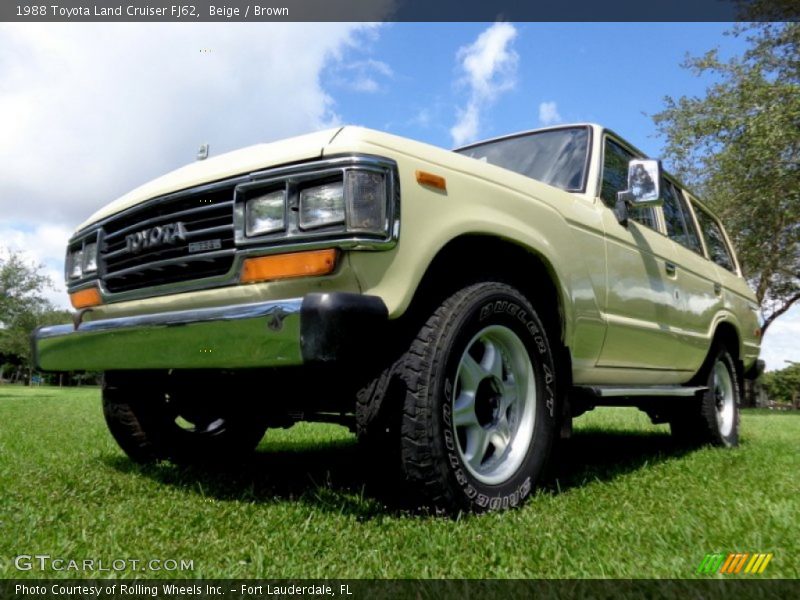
[1, 1, 798, 598]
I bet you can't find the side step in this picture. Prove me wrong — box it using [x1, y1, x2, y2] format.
[574, 385, 708, 399]
[568, 385, 709, 422]
[571, 385, 708, 409]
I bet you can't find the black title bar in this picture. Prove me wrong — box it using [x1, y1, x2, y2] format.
[3, 579, 800, 600]
[2, 0, 797, 23]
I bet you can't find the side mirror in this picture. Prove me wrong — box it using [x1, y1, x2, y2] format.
[615, 159, 664, 226]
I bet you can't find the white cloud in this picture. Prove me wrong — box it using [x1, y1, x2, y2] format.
[760, 305, 800, 371]
[0, 23, 382, 308]
[450, 23, 518, 147]
[352, 77, 380, 93]
[450, 104, 479, 148]
[360, 59, 393, 77]
[0, 23, 380, 228]
[410, 107, 432, 128]
[538, 101, 562, 126]
[457, 23, 518, 101]
[333, 59, 393, 94]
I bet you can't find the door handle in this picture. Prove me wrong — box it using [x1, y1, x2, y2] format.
[714, 282, 722, 296]
[665, 261, 676, 276]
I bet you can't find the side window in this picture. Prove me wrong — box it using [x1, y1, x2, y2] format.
[694, 206, 736, 272]
[600, 138, 656, 229]
[661, 180, 686, 239]
[662, 181, 703, 254]
[600, 139, 631, 207]
[675, 190, 703, 254]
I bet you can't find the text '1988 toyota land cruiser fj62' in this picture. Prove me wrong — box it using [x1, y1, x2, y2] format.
[34, 124, 762, 513]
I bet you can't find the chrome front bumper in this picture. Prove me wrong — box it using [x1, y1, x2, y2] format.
[33, 293, 388, 372]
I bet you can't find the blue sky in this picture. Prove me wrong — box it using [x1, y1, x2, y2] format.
[0, 22, 796, 370]
[321, 23, 746, 156]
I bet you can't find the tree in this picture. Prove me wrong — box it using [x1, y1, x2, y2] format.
[653, 22, 800, 334]
[0, 248, 56, 372]
[760, 362, 800, 406]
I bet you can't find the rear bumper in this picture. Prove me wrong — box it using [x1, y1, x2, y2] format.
[32, 292, 388, 372]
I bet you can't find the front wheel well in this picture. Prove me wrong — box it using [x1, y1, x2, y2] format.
[405, 234, 566, 350]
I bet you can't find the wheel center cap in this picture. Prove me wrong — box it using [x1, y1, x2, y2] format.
[475, 376, 504, 427]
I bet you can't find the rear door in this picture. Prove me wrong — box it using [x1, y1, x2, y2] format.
[689, 200, 759, 364]
[659, 182, 720, 373]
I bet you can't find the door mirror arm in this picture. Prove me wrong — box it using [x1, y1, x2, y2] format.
[615, 191, 631, 227]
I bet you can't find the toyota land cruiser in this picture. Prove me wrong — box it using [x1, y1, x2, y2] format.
[33, 124, 762, 512]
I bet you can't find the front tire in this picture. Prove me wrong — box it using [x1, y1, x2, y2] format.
[103, 374, 267, 464]
[399, 282, 559, 513]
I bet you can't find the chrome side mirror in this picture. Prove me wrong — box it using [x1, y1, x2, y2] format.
[615, 159, 663, 226]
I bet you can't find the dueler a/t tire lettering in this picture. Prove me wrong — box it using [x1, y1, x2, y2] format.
[398, 282, 559, 513]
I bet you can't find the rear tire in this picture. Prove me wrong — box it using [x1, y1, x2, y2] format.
[398, 282, 559, 513]
[103, 374, 267, 464]
[671, 346, 740, 447]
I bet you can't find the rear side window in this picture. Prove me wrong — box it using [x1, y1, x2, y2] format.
[662, 181, 703, 254]
[600, 138, 656, 229]
[694, 206, 736, 272]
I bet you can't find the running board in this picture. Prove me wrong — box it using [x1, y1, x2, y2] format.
[573, 385, 708, 399]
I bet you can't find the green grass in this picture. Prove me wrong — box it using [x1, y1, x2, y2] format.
[0, 385, 797, 579]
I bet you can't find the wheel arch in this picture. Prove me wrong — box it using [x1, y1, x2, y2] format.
[406, 233, 569, 351]
[711, 317, 743, 361]
[692, 317, 744, 386]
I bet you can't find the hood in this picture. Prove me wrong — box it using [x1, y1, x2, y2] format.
[75, 127, 343, 232]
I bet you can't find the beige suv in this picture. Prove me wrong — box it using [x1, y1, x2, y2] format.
[34, 124, 761, 512]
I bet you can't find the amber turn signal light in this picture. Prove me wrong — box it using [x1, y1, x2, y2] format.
[70, 287, 103, 309]
[240, 249, 338, 284]
[415, 170, 447, 191]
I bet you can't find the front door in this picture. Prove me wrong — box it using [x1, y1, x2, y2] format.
[596, 136, 682, 372]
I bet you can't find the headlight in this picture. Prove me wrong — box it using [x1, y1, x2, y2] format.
[234, 157, 396, 246]
[299, 181, 345, 230]
[82, 242, 98, 273]
[68, 249, 83, 279]
[246, 190, 285, 236]
[345, 171, 386, 232]
[66, 233, 100, 282]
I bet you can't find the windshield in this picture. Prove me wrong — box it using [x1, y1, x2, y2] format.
[455, 126, 590, 193]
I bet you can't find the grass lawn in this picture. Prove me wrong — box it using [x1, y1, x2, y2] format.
[0, 385, 797, 579]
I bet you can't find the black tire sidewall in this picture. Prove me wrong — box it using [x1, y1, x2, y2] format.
[433, 285, 558, 511]
[102, 380, 266, 463]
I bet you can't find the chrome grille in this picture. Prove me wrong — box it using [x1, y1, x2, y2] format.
[100, 186, 236, 293]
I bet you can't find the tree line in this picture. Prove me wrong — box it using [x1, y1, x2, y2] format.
[0, 248, 97, 385]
